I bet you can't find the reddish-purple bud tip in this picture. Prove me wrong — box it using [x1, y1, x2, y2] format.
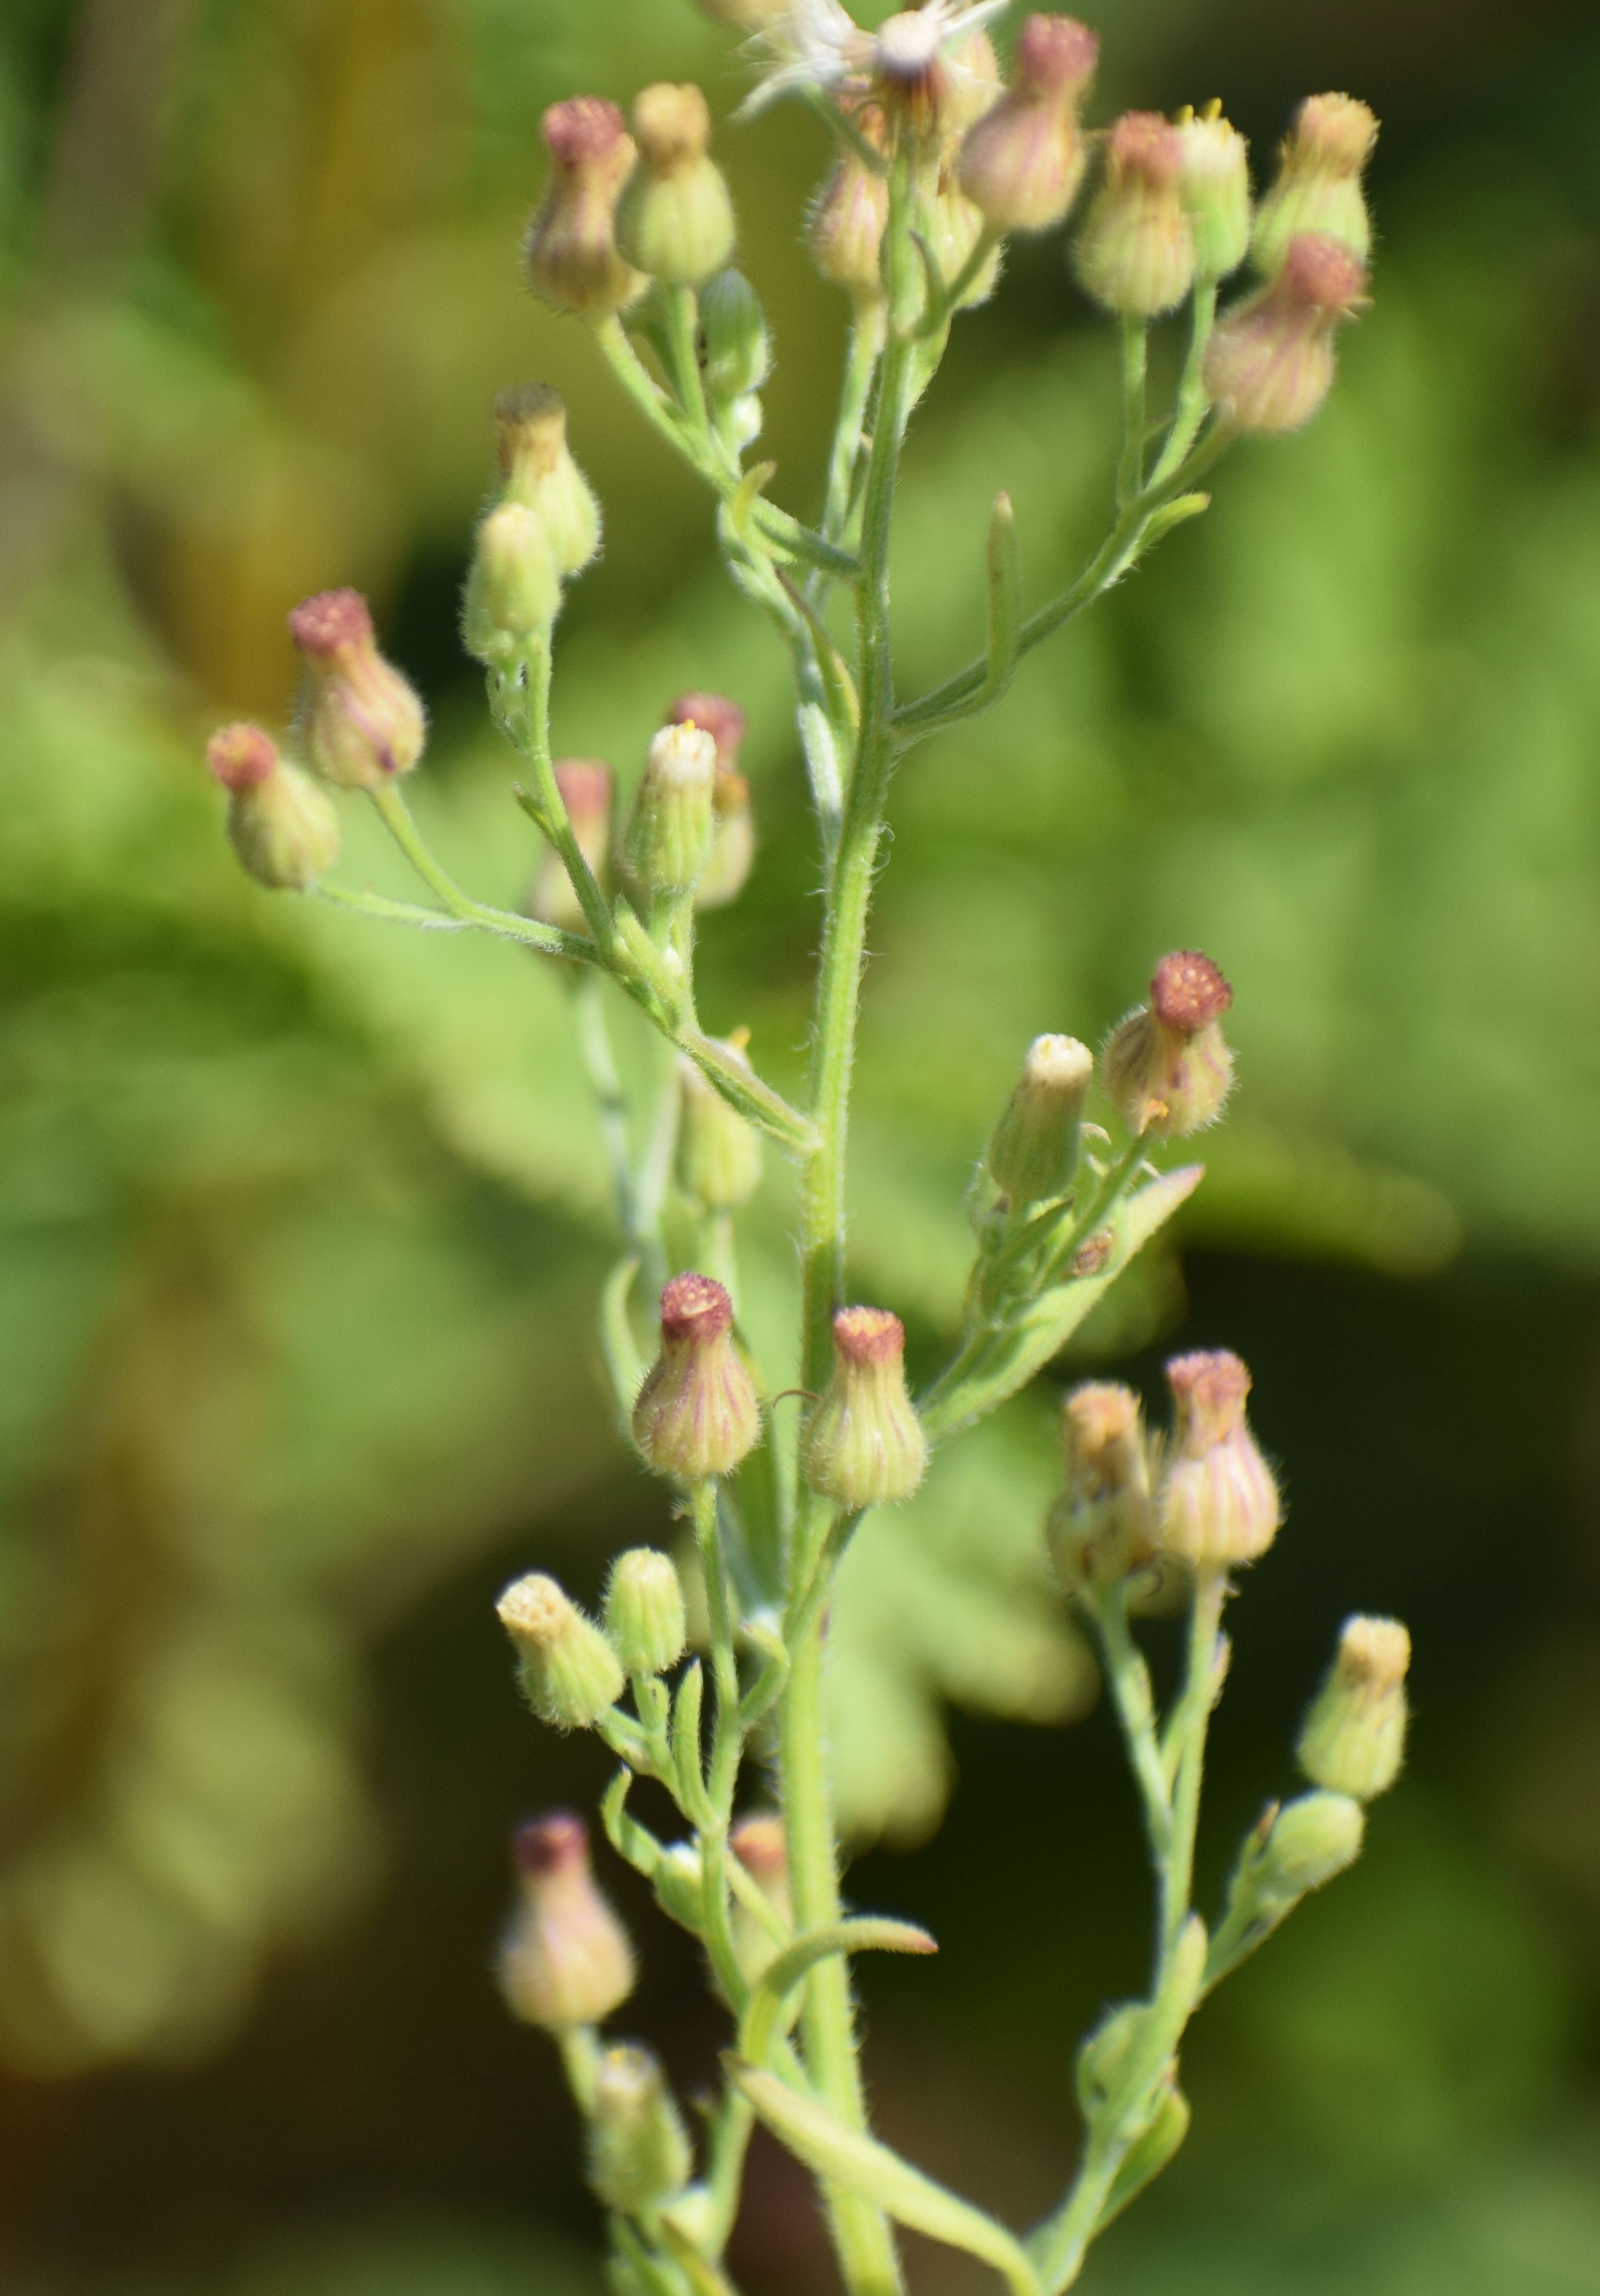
[543, 95, 630, 171]
[288, 588, 374, 659]
[660, 1271, 735, 1346]
[552, 759, 613, 822]
[1277, 232, 1368, 313]
[832, 1305, 905, 1367]
[1151, 950, 1233, 1032]
[669, 691, 747, 768]
[513, 1810, 590, 1878]
[1165, 1347, 1251, 1433]
[730, 1812, 788, 1884]
[1016, 13, 1100, 96]
[1109, 111, 1184, 186]
[207, 722, 279, 791]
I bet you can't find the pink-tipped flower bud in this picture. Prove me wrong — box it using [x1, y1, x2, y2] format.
[677, 1040, 764, 1210]
[1048, 1380, 1157, 1589]
[497, 1571, 625, 1729]
[801, 1306, 927, 1510]
[462, 501, 562, 668]
[958, 14, 1099, 235]
[1156, 1349, 1282, 1570]
[632, 1273, 761, 1483]
[669, 691, 746, 769]
[1176, 105, 1252, 281]
[528, 760, 613, 936]
[288, 589, 426, 792]
[524, 97, 644, 320]
[603, 1548, 689, 1677]
[624, 719, 718, 900]
[808, 106, 891, 302]
[499, 1812, 636, 2030]
[588, 2043, 694, 2216]
[1297, 1615, 1411, 1801]
[1202, 233, 1367, 433]
[617, 84, 736, 286]
[1252, 92, 1377, 277]
[730, 1810, 793, 1984]
[1074, 111, 1196, 317]
[987, 1032, 1093, 1213]
[668, 693, 754, 907]
[1103, 950, 1235, 1137]
[493, 383, 601, 576]
[207, 723, 342, 892]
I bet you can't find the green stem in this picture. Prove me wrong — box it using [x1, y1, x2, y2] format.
[570, 969, 639, 1253]
[1150, 279, 1218, 489]
[664, 282, 711, 438]
[1116, 318, 1149, 511]
[818, 312, 884, 568]
[313, 877, 591, 960]
[1090, 1588, 1172, 1866]
[1159, 1569, 1228, 1964]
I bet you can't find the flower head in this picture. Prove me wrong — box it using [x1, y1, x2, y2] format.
[499, 1812, 635, 2030]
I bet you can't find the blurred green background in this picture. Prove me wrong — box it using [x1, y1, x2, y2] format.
[2, 0, 1599, 2288]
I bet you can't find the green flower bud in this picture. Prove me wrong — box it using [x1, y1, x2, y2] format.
[1049, 1380, 1156, 1589]
[801, 1306, 927, 1510]
[604, 1548, 688, 1676]
[624, 720, 717, 900]
[1156, 1350, 1282, 1571]
[653, 1839, 706, 1930]
[288, 589, 426, 791]
[493, 383, 601, 577]
[1103, 950, 1235, 1137]
[808, 109, 890, 303]
[497, 1571, 624, 1729]
[1202, 234, 1367, 434]
[207, 723, 340, 891]
[617, 84, 735, 287]
[1255, 1788, 1365, 1904]
[462, 501, 562, 668]
[528, 760, 613, 937]
[958, 14, 1099, 236]
[1074, 112, 1196, 318]
[588, 2044, 694, 2216]
[499, 1812, 636, 2030]
[701, 269, 771, 405]
[927, 175, 1001, 311]
[730, 1812, 792, 1986]
[668, 692, 755, 910]
[1297, 1614, 1411, 1801]
[1252, 92, 1376, 278]
[632, 1273, 762, 1483]
[1176, 105, 1251, 281]
[678, 1045, 764, 1211]
[987, 1032, 1093, 1212]
[524, 97, 643, 320]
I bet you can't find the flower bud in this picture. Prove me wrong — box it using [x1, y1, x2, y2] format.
[1254, 1789, 1365, 1905]
[617, 84, 736, 287]
[493, 383, 601, 577]
[927, 169, 1001, 310]
[288, 589, 426, 792]
[1252, 92, 1377, 277]
[1074, 112, 1196, 317]
[528, 760, 613, 936]
[653, 1840, 706, 1930]
[1103, 950, 1234, 1138]
[677, 1045, 764, 1211]
[1176, 104, 1251, 281]
[664, 692, 755, 908]
[524, 97, 643, 320]
[499, 1812, 635, 2030]
[987, 1032, 1093, 1212]
[801, 1306, 927, 1510]
[1049, 1381, 1156, 1588]
[808, 108, 890, 302]
[604, 1548, 689, 1676]
[1156, 1349, 1282, 1570]
[731, 1811, 792, 1984]
[1297, 1614, 1411, 1801]
[632, 1273, 761, 1482]
[624, 720, 717, 900]
[207, 723, 340, 891]
[497, 1571, 625, 1729]
[588, 2044, 694, 2215]
[957, 14, 1099, 236]
[1201, 233, 1367, 434]
[462, 502, 562, 668]
[701, 269, 772, 405]
[870, 8, 986, 147]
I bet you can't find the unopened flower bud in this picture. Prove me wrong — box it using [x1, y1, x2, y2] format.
[497, 1570, 624, 1729]
[462, 502, 562, 667]
[632, 1273, 761, 1482]
[529, 760, 613, 936]
[701, 269, 772, 404]
[1255, 1788, 1365, 1905]
[731, 1811, 792, 1984]
[958, 14, 1099, 236]
[928, 171, 1001, 310]
[808, 109, 890, 302]
[588, 2044, 694, 2215]
[801, 1306, 927, 1510]
[987, 1032, 1093, 1212]
[944, 23, 1004, 134]
[1297, 1615, 1411, 1801]
[207, 723, 340, 891]
[653, 1840, 706, 1930]
[1176, 104, 1251, 280]
[499, 1812, 635, 2030]
[678, 1045, 764, 1210]
[624, 720, 717, 900]
[1103, 950, 1235, 1137]
[1252, 92, 1376, 277]
[1074, 112, 1196, 317]
[617, 84, 736, 287]
[1156, 1349, 1281, 1570]
[525, 97, 643, 320]
[1202, 233, 1367, 433]
[604, 1548, 688, 1676]
[1049, 1381, 1156, 1588]
[288, 589, 426, 791]
[493, 383, 601, 576]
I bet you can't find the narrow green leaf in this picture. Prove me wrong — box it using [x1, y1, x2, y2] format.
[739, 1917, 936, 2066]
